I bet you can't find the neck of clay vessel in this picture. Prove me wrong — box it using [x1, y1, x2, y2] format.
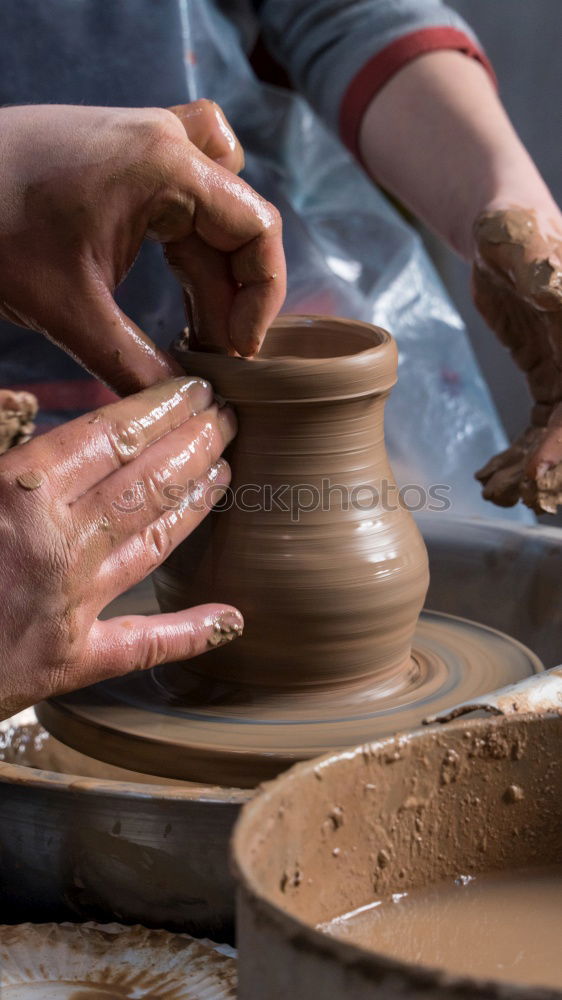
[229, 392, 391, 517]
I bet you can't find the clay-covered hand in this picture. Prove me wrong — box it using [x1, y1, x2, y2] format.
[473, 207, 562, 513]
[0, 102, 286, 391]
[0, 376, 243, 719]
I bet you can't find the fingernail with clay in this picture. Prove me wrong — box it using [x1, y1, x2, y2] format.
[175, 376, 212, 415]
[207, 611, 244, 648]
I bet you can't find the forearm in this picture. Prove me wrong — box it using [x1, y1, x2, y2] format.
[358, 50, 558, 259]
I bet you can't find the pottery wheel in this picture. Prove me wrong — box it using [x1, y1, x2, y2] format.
[37, 581, 542, 789]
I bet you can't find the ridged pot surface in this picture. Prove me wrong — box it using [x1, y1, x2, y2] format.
[154, 315, 429, 689]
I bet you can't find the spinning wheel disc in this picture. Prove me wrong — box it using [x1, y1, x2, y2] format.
[38, 582, 542, 788]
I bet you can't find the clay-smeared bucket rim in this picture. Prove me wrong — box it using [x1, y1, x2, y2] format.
[172, 314, 397, 402]
[232, 712, 562, 999]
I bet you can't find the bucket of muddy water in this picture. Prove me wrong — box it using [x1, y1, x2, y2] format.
[233, 711, 562, 999]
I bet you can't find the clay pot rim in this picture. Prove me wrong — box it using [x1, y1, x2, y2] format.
[0, 751, 251, 804]
[232, 713, 562, 999]
[265, 314, 393, 359]
[173, 314, 397, 403]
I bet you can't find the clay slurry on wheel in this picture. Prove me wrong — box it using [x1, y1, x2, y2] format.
[37, 610, 541, 787]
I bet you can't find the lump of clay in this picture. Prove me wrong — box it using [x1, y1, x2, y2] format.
[0, 390, 38, 454]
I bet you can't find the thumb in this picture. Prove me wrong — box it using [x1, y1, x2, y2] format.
[88, 605, 244, 683]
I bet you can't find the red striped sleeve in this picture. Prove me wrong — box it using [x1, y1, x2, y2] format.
[340, 26, 497, 160]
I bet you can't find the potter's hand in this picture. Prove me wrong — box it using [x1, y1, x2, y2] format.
[473, 208, 562, 513]
[0, 102, 286, 390]
[0, 376, 242, 719]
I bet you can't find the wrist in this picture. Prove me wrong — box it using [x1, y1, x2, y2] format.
[476, 189, 561, 242]
[453, 155, 559, 260]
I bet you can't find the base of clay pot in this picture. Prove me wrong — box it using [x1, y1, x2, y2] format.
[38, 611, 541, 789]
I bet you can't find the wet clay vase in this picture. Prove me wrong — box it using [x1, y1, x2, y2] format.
[154, 315, 429, 691]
